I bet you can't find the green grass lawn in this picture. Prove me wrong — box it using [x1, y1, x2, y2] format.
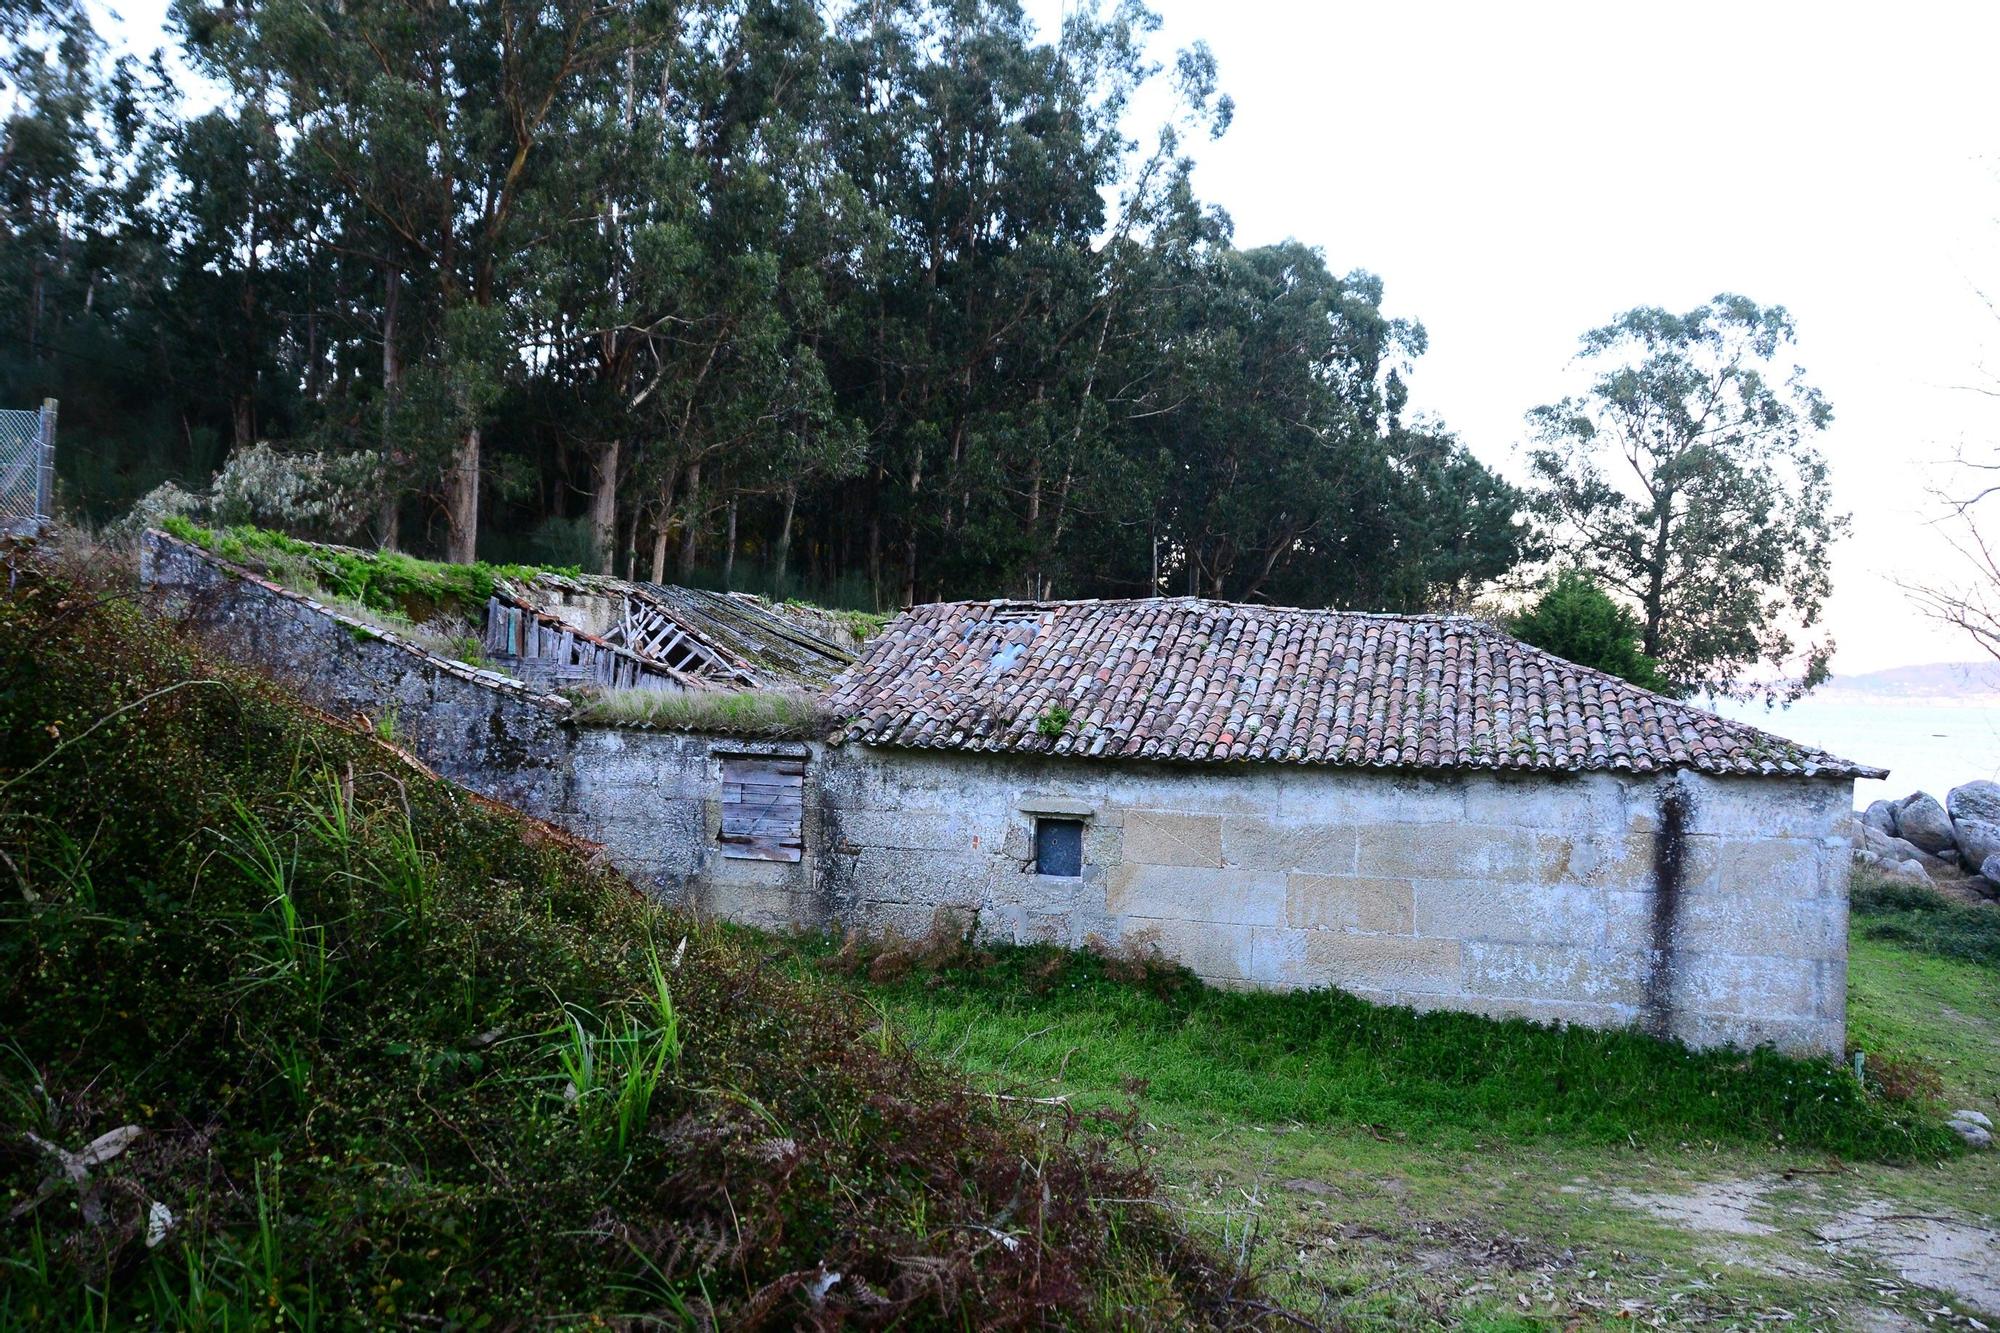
[1849, 935, 2000, 1114]
[796, 896, 2000, 1328]
[788, 928, 1951, 1161]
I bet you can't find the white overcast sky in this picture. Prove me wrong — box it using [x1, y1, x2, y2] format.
[97, 1, 2000, 676]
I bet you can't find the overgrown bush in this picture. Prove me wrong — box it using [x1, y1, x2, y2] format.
[113, 442, 384, 544]
[0, 553, 1246, 1328]
[1851, 873, 2000, 967]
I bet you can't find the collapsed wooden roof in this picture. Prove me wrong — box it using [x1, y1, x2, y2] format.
[492, 573, 855, 694]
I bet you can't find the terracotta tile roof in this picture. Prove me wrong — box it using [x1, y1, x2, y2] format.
[826, 598, 1886, 779]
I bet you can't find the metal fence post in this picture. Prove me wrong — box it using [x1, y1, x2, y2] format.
[36, 398, 57, 529]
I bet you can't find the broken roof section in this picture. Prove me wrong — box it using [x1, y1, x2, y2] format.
[491, 572, 855, 693]
[146, 521, 856, 696]
[828, 596, 1887, 779]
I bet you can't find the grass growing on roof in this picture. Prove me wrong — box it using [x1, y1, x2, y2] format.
[785, 923, 1959, 1162]
[158, 515, 569, 623]
[0, 558, 1238, 1328]
[574, 685, 826, 736]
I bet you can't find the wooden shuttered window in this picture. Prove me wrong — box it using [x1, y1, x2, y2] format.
[719, 755, 805, 862]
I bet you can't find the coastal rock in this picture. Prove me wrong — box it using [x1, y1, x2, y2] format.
[1863, 825, 1929, 862]
[1894, 793, 1956, 855]
[1952, 817, 2000, 873]
[1946, 780, 2000, 826]
[1880, 857, 1932, 887]
[1861, 800, 1899, 836]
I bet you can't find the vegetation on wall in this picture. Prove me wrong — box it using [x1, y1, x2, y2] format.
[159, 515, 562, 623]
[574, 686, 828, 737]
[0, 553, 1241, 1326]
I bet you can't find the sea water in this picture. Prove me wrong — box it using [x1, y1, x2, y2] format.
[1711, 695, 2000, 808]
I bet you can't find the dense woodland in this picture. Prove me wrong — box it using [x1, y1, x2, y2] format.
[1, 0, 1529, 611]
[3, 0, 1846, 701]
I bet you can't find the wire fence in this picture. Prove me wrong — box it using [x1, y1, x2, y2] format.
[0, 399, 55, 537]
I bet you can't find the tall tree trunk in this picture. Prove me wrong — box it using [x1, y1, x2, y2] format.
[773, 482, 798, 588]
[677, 459, 701, 579]
[648, 472, 679, 584]
[444, 425, 480, 564]
[901, 448, 922, 608]
[232, 396, 254, 451]
[589, 438, 620, 574]
[722, 497, 738, 589]
[867, 505, 882, 610]
[1642, 492, 1674, 657]
[377, 268, 402, 550]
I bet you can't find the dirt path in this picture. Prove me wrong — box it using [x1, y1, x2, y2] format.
[1609, 1172, 1998, 1325]
[1159, 1121, 1999, 1329]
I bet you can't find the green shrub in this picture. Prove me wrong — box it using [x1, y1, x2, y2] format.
[1509, 569, 1673, 694]
[0, 560, 1233, 1328]
[1851, 873, 2000, 967]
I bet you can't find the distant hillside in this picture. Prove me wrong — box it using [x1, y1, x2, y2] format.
[1820, 661, 2000, 701]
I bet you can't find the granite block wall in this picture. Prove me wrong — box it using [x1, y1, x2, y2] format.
[143, 530, 1855, 1055]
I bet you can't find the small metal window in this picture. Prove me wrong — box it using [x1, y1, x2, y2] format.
[1034, 817, 1084, 877]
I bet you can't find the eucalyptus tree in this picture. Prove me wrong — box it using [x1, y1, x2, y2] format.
[0, 0, 179, 504]
[179, 0, 670, 562]
[820, 0, 1157, 605]
[1525, 295, 1843, 700]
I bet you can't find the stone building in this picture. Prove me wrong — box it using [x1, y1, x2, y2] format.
[141, 529, 1881, 1056]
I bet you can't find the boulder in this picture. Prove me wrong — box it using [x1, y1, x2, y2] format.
[1880, 857, 1932, 887]
[1862, 799, 1900, 836]
[1894, 793, 1956, 855]
[1947, 1110, 1993, 1149]
[1947, 780, 2000, 826]
[1863, 825, 1929, 862]
[1982, 854, 2000, 892]
[1953, 817, 2000, 873]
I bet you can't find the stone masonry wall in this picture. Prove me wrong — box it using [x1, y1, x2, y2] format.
[141, 532, 1854, 1056]
[569, 735, 1853, 1056]
[141, 531, 574, 814]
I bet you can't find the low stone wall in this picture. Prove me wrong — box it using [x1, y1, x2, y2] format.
[142, 531, 1855, 1056]
[141, 531, 574, 814]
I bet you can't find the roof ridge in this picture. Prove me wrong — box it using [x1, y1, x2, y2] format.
[911, 594, 1487, 625]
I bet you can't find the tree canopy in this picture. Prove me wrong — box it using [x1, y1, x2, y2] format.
[1, 0, 1541, 613]
[1524, 295, 1844, 701]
